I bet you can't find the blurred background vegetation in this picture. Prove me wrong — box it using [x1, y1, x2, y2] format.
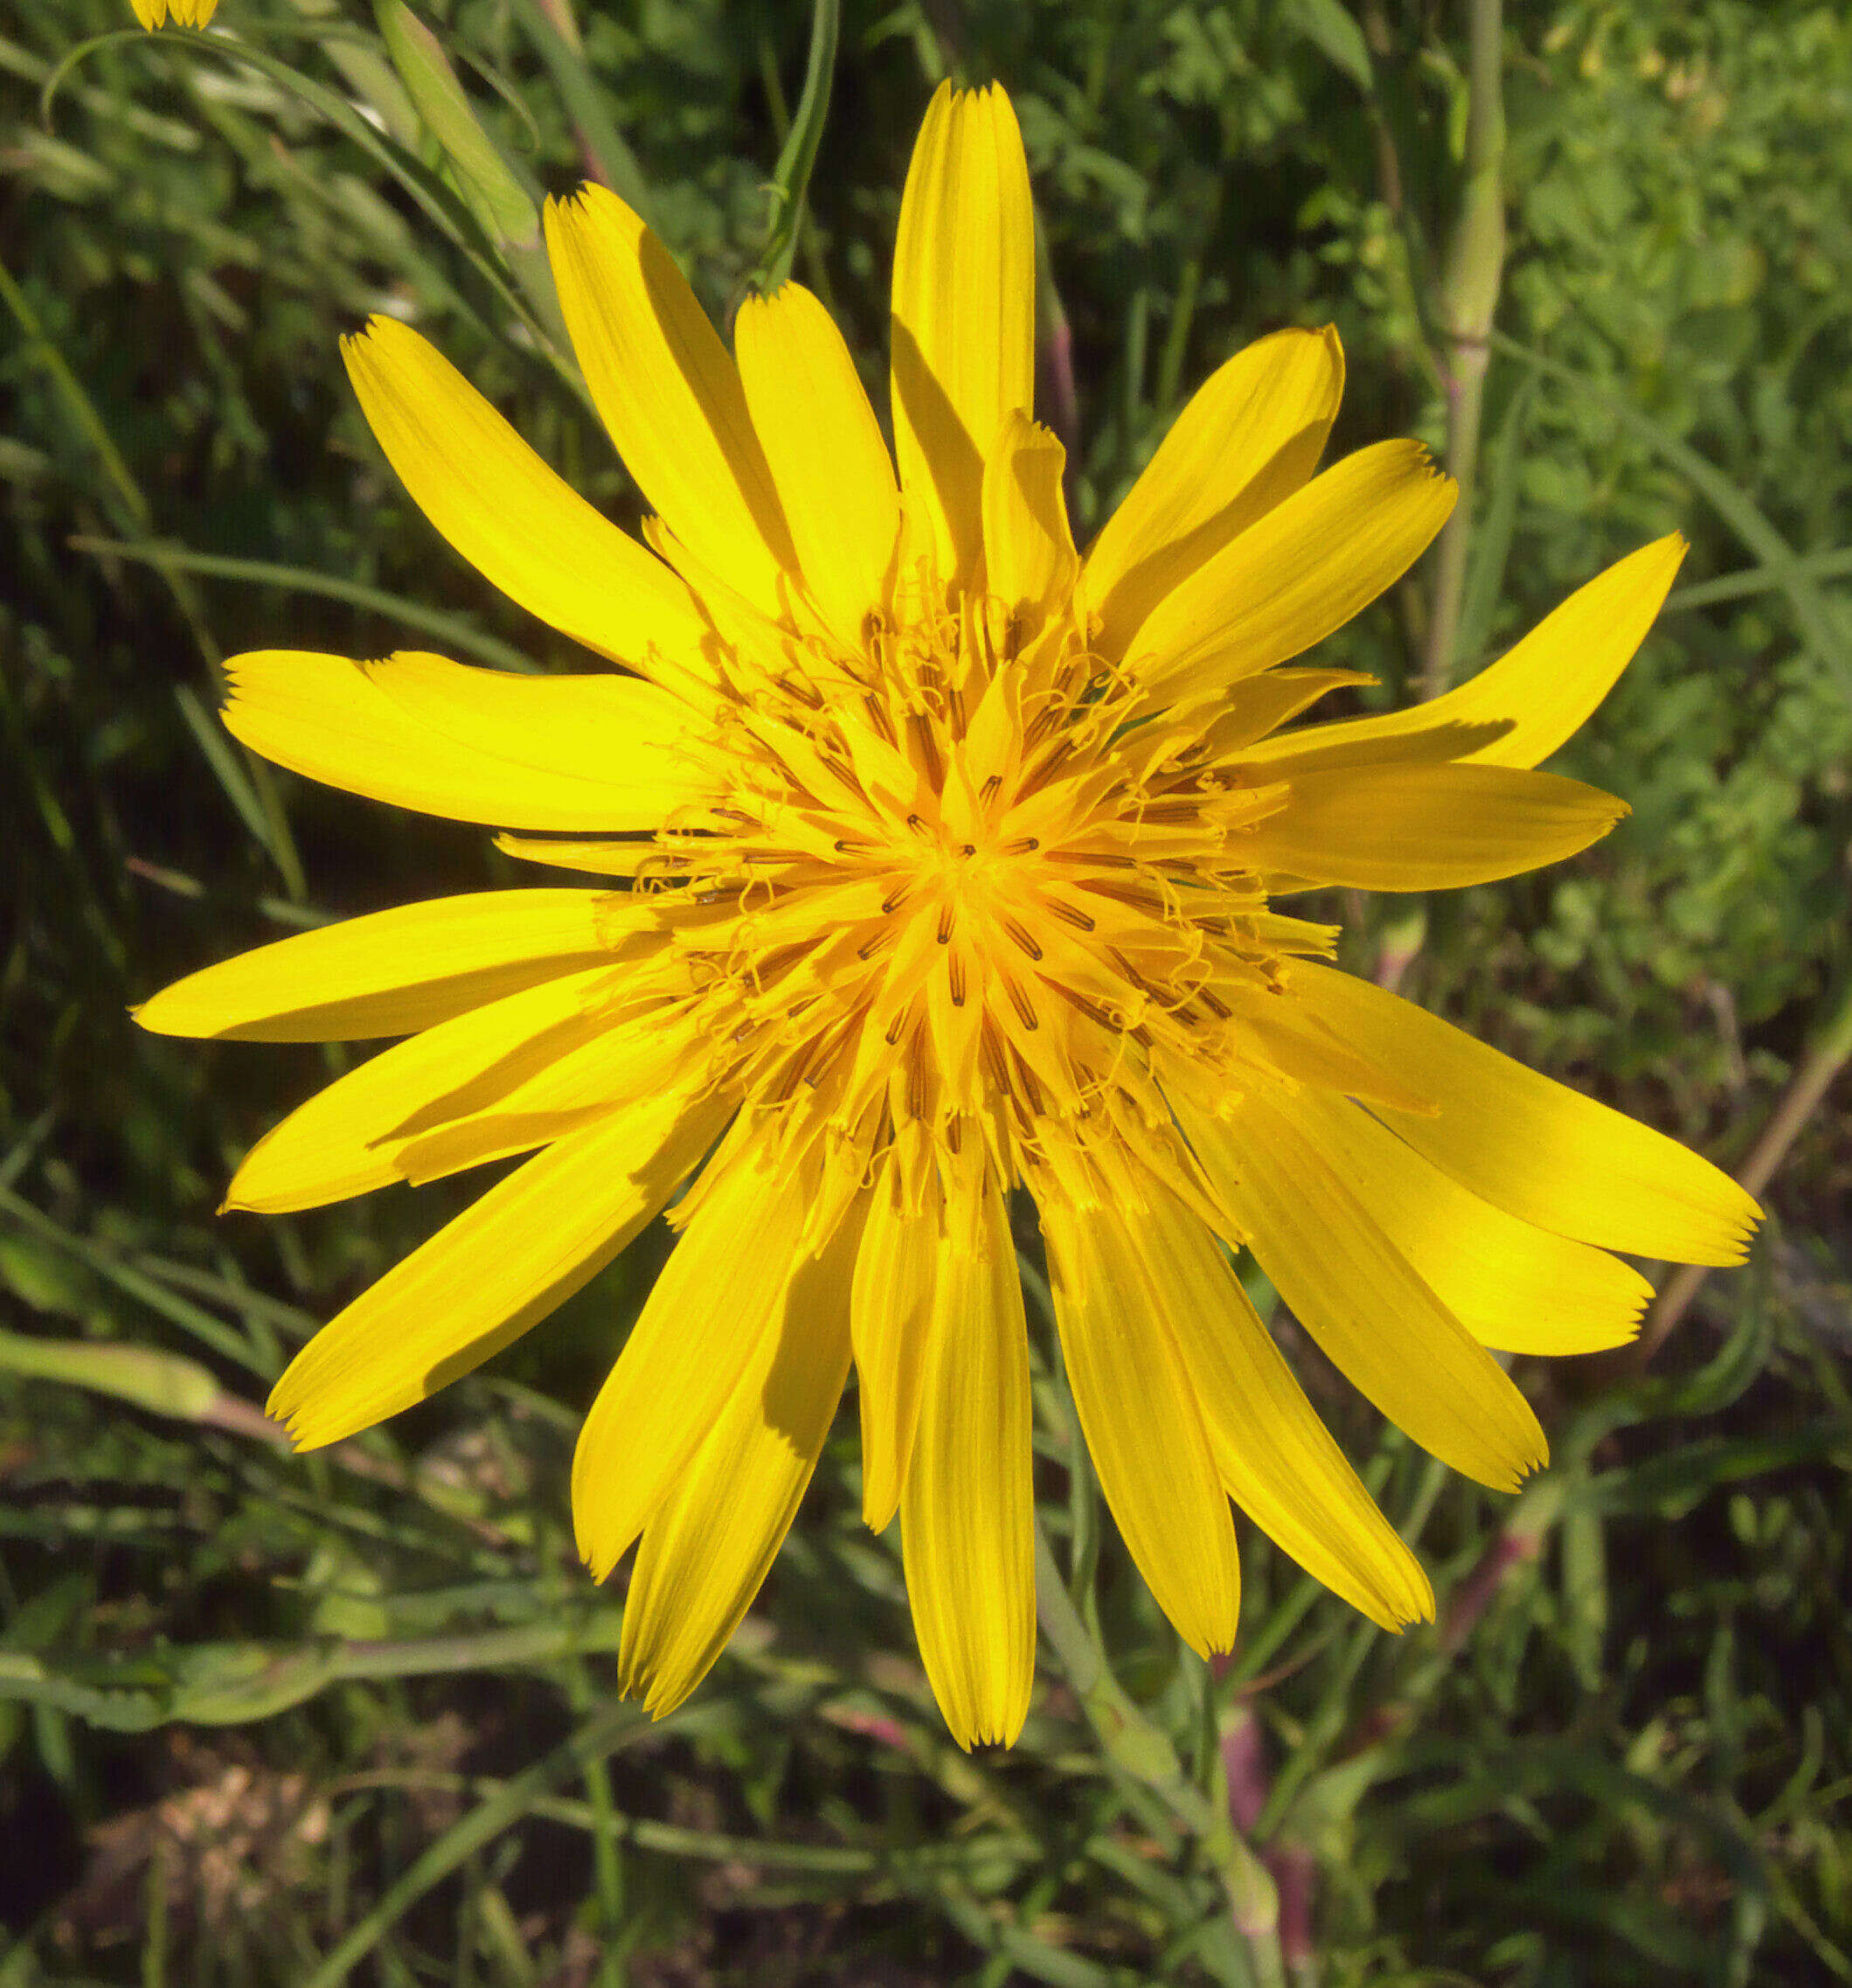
[3, 0, 1849, 1981]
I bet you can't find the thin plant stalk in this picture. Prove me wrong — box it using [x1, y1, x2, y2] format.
[753, 0, 839, 293]
[1423, 0, 1507, 698]
[1032, 1517, 1285, 1984]
[1631, 970, 1852, 1366]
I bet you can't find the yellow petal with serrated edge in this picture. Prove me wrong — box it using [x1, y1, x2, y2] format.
[901, 1171, 1035, 1749]
[572, 1161, 806, 1580]
[1287, 963, 1761, 1265]
[891, 81, 1034, 587]
[981, 411, 1078, 623]
[1224, 992, 1432, 1115]
[1086, 326, 1344, 660]
[1195, 668, 1376, 761]
[225, 963, 621, 1212]
[342, 317, 704, 674]
[392, 1011, 706, 1187]
[618, 1205, 861, 1718]
[267, 1092, 725, 1450]
[222, 650, 718, 832]
[545, 186, 795, 615]
[1240, 534, 1689, 775]
[1131, 441, 1454, 706]
[135, 890, 621, 1042]
[850, 1155, 937, 1531]
[734, 282, 900, 648]
[1135, 1182, 1432, 1630]
[1041, 1194, 1242, 1657]
[1287, 1088, 1651, 1354]
[1179, 1088, 1549, 1493]
[1240, 762, 1628, 891]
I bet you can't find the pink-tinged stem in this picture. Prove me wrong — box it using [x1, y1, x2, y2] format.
[1440, 1525, 1544, 1654]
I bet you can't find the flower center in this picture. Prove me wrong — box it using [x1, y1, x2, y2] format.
[597, 570, 1335, 1240]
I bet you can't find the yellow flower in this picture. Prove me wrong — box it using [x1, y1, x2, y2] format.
[130, 0, 216, 27]
[137, 82, 1758, 1748]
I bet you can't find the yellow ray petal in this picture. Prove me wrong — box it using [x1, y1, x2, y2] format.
[572, 1159, 807, 1580]
[341, 317, 705, 672]
[891, 81, 1034, 588]
[392, 1010, 704, 1186]
[1040, 1194, 1242, 1657]
[1287, 963, 1761, 1265]
[1238, 762, 1628, 891]
[135, 890, 621, 1042]
[1085, 326, 1345, 659]
[1179, 1088, 1550, 1492]
[1131, 441, 1455, 706]
[1288, 1088, 1651, 1354]
[1193, 667, 1376, 761]
[491, 835, 654, 879]
[900, 1171, 1035, 1749]
[981, 411, 1079, 624]
[1134, 1182, 1433, 1630]
[225, 964, 622, 1213]
[221, 650, 718, 832]
[618, 1206, 860, 1718]
[1238, 534, 1689, 775]
[545, 186, 796, 615]
[734, 282, 900, 647]
[850, 1156, 937, 1531]
[1224, 998, 1431, 1116]
[267, 1091, 724, 1449]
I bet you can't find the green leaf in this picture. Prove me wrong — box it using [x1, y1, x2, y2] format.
[1454, 365, 1537, 671]
[0, 1326, 220, 1421]
[1559, 1500, 1607, 1692]
[1492, 330, 1852, 695]
[1285, 0, 1372, 89]
[372, 0, 538, 248]
[504, 0, 654, 224]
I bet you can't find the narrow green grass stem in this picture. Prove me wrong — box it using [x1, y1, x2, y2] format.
[72, 536, 540, 674]
[1488, 327, 1852, 691]
[1634, 969, 1852, 1365]
[295, 1704, 683, 1988]
[1032, 1517, 1284, 1982]
[1666, 547, 1852, 611]
[753, 0, 838, 292]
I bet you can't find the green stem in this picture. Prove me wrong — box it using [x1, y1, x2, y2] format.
[1423, 0, 1507, 698]
[507, 0, 653, 219]
[282, 0, 421, 144]
[1631, 968, 1852, 1366]
[296, 1704, 690, 1988]
[339, 1774, 1036, 1878]
[0, 259, 147, 532]
[72, 536, 538, 674]
[1032, 1516, 1283, 1981]
[753, 0, 839, 292]
[1665, 548, 1852, 611]
[1488, 327, 1851, 692]
[0, 259, 308, 900]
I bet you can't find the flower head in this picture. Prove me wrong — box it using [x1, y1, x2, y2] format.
[138, 82, 1758, 1748]
[129, 0, 216, 28]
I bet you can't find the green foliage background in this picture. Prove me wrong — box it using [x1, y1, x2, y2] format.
[2, 0, 1849, 1982]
